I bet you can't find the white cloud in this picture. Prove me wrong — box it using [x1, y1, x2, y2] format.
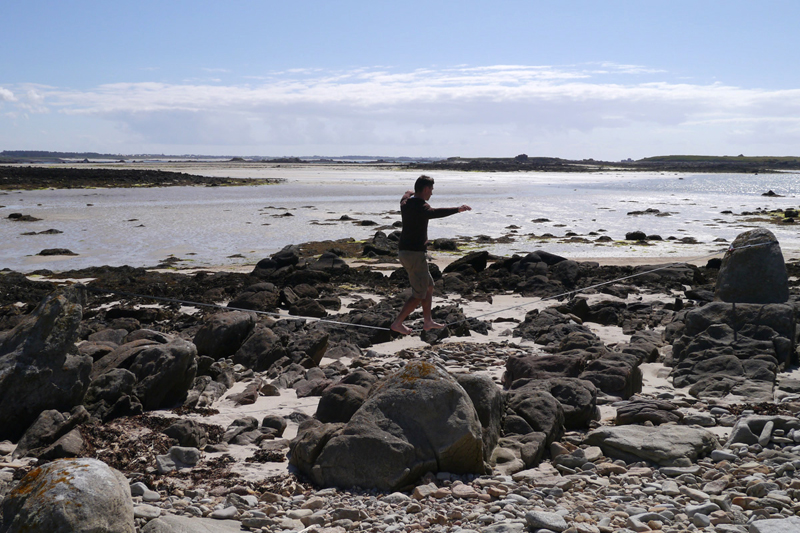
[4, 64, 800, 158]
[0, 87, 16, 102]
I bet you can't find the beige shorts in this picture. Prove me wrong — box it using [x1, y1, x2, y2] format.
[399, 250, 433, 299]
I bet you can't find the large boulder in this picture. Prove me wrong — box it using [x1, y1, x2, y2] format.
[443, 251, 489, 274]
[290, 360, 486, 490]
[83, 368, 142, 422]
[549, 260, 581, 287]
[504, 382, 564, 445]
[510, 377, 598, 429]
[683, 301, 794, 341]
[503, 350, 593, 386]
[715, 229, 789, 303]
[513, 308, 602, 348]
[163, 419, 209, 449]
[584, 424, 718, 466]
[252, 245, 300, 276]
[130, 339, 198, 410]
[227, 284, 281, 312]
[615, 398, 684, 425]
[492, 432, 548, 474]
[184, 376, 229, 409]
[315, 370, 377, 424]
[309, 251, 349, 272]
[13, 406, 90, 459]
[233, 324, 287, 371]
[578, 351, 643, 399]
[92, 339, 198, 411]
[454, 373, 504, 461]
[0, 286, 92, 442]
[192, 311, 256, 359]
[669, 301, 795, 399]
[0, 458, 134, 533]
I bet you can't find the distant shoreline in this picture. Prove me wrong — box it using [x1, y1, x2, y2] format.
[0, 166, 283, 190]
[5, 151, 800, 176]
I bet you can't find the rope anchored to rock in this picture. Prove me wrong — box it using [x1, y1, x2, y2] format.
[725, 240, 779, 255]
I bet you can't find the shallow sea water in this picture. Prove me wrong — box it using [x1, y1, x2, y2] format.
[2, 165, 799, 273]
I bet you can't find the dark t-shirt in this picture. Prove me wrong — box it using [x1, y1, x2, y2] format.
[398, 196, 459, 251]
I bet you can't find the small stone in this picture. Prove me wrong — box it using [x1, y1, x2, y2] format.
[596, 462, 627, 475]
[382, 492, 411, 504]
[226, 492, 257, 509]
[278, 518, 305, 530]
[711, 449, 738, 462]
[406, 502, 423, 513]
[301, 496, 327, 509]
[660, 465, 701, 477]
[684, 413, 717, 427]
[412, 482, 438, 499]
[626, 517, 650, 532]
[142, 489, 160, 502]
[155, 454, 176, 474]
[709, 510, 732, 525]
[259, 491, 283, 503]
[703, 477, 731, 495]
[131, 481, 160, 502]
[661, 480, 680, 496]
[680, 485, 710, 501]
[685, 502, 721, 517]
[732, 496, 758, 510]
[211, 506, 238, 519]
[170, 446, 201, 466]
[525, 511, 568, 532]
[241, 517, 272, 528]
[133, 504, 161, 519]
[432, 487, 451, 498]
[452, 484, 480, 499]
[758, 421, 775, 447]
[487, 486, 509, 498]
[130, 482, 149, 496]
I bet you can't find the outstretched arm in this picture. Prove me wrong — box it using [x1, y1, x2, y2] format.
[426, 203, 471, 219]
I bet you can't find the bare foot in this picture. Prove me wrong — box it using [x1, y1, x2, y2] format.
[390, 323, 414, 335]
[423, 321, 445, 331]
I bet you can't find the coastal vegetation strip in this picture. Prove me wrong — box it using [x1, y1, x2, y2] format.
[0, 166, 284, 190]
[408, 154, 800, 173]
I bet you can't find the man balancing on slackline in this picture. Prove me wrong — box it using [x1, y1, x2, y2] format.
[390, 175, 471, 335]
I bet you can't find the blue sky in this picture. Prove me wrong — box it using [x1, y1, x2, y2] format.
[2, 1, 799, 159]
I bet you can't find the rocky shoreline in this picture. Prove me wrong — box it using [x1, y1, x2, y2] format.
[0, 166, 283, 190]
[2, 229, 800, 532]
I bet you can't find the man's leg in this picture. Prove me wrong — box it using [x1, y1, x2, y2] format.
[391, 295, 422, 335]
[422, 283, 445, 331]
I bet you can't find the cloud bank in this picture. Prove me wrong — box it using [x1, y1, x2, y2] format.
[3, 64, 799, 158]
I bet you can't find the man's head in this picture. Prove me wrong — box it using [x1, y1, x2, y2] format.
[414, 175, 434, 197]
